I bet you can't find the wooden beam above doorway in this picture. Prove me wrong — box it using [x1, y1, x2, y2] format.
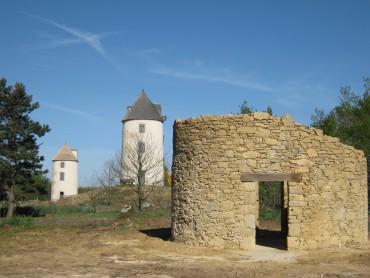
[240, 173, 302, 182]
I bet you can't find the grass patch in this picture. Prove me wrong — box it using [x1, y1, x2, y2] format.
[35, 205, 95, 216]
[78, 186, 95, 194]
[259, 209, 280, 221]
[0, 216, 34, 230]
[122, 209, 171, 219]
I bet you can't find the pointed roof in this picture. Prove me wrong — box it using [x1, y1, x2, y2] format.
[53, 144, 78, 162]
[122, 91, 165, 123]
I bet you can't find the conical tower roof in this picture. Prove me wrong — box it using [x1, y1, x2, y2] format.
[53, 144, 78, 162]
[122, 91, 164, 123]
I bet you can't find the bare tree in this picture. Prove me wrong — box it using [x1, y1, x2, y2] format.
[86, 151, 121, 208]
[121, 133, 164, 211]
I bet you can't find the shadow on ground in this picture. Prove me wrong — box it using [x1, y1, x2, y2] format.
[256, 229, 287, 250]
[140, 227, 171, 241]
[141, 227, 287, 251]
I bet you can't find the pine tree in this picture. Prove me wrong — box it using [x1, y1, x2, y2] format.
[0, 78, 50, 218]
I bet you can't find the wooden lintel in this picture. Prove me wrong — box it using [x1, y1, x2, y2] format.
[240, 173, 302, 182]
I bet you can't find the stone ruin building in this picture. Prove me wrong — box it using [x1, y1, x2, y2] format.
[171, 113, 368, 250]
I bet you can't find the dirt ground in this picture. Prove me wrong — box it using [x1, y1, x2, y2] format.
[0, 217, 369, 278]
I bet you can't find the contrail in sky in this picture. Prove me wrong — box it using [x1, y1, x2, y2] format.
[26, 13, 121, 59]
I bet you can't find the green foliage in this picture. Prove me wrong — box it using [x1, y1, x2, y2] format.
[0, 78, 50, 217]
[15, 175, 50, 201]
[311, 77, 370, 189]
[259, 209, 281, 221]
[265, 106, 273, 116]
[239, 100, 255, 114]
[259, 181, 281, 210]
[239, 100, 274, 116]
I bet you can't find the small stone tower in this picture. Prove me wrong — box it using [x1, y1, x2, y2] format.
[51, 144, 78, 201]
[121, 91, 166, 185]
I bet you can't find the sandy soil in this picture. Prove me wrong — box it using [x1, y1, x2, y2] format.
[0, 221, 369, 278]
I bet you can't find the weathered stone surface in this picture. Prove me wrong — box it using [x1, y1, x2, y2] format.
[172, 113, 368, 251]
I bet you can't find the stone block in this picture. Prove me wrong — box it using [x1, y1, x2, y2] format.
[290, 159, 312, 166]
[287, 237, 300, 250]
[267, 163, 281, 171]
[237, 126, 256, 134]
[239, 165, 252, 172]
[243, 182, 256, 192]
[245, 191, 256, 205]
[281, 114, 295, 127]
[265, 138, 279, 145]
[267, 150, 276, 159]
[294, 165, 309, 173]
[239, 238, 255, 250]
[336, 190, 348, 200]
[255, 127, 270, 137]
[206, 202, 219, 212]
[225, 150, 234, 158]
[221, 211, 234, 219]
[218, 162, 228, 168]
[243, 151, 260, 159]
[253, 112, 270, 120]
[307, 148, 318, 157]
[289, 207, 302, 216]
[290, 194, 304, 202]
[322, 191, 335, 200]
[222, 200, 234, 210]
[246, 159, 257, 167]
[289, 223, 301, 236]
[244, 215, 255, 229]
[289, 186, 302, 194]
[289, 200, 306, 207]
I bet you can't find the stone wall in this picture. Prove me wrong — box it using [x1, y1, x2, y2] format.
[171, 113, 368, 250]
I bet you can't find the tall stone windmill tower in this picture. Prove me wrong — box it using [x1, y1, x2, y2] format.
[51, 144, 78, 201]
[121, 91, 166, 186]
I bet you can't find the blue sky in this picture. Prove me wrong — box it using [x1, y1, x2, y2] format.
[1, 0, 369, 186]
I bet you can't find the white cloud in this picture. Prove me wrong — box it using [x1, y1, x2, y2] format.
[151, 67, 275, 92]
[41, 101, 105, 122]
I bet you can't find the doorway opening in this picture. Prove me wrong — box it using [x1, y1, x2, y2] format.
[256, 181, 287, 249]
[241, 173, 302, 250]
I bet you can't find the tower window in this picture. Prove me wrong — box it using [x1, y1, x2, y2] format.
[61, 162, 65, 168]
[138, 141, 145, 153]
[60, 172, 65, 181]
[139, 124, 145, 133]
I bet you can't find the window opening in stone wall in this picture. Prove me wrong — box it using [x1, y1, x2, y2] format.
[60, 172, 65, 181]
[256, 181, 287, 250]
[61, 162, 65, 168]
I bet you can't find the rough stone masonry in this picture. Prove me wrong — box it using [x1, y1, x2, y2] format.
[171, 113, 368, 250]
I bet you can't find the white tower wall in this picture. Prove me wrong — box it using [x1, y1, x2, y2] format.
[51, 160, 78, 201]
[122, 120, 164, 185]
[51, 145, 79, 201]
